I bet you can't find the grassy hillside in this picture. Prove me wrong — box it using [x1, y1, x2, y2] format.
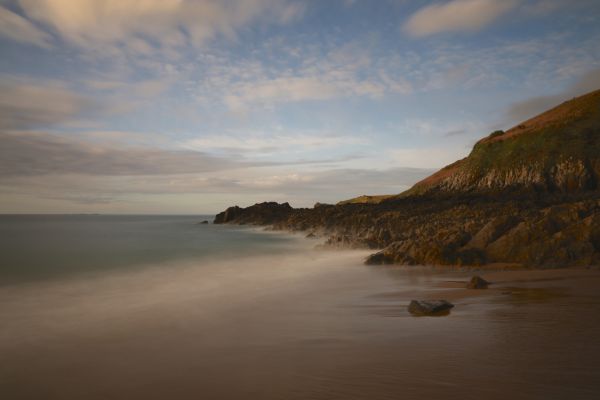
[403, 88, 600, 196]
[336, 194, 394, 205]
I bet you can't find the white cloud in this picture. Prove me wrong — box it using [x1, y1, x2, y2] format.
[0, 6, 52, 48]
[190, 39, 413, 112]
[0, 77, 96, 129]
[404, 0, 518, 37]
[184, 133, 367, 153]
[506, 66, 600, 122]
[0, 130, 248, 177]
[17, 0, 305, 52]
[388, 147, 469, 169]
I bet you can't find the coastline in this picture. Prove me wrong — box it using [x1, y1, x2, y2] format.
[3, 220, 600, 399]
[214, 196, 600, 269]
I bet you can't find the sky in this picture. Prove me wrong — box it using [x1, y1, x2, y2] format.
[1, 0, 600, 214]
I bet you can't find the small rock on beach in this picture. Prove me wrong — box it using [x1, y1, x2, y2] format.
[408, 300, 454, 316]
[467, 275, 490, 289]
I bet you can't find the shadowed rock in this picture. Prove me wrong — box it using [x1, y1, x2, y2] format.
[408, 300, 454, 316]
[214, 202, 293, 225]
[467, 275, 490, 289]
[364, 250, 393, 265]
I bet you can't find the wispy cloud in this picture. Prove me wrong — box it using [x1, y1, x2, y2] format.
[0, 77, 97, 129]
[16, 0, 304, 54]
[388, 147, 469, 169]
[404, 0, 518, 37]
[0, 164, 434, 211]
[190, 38, 413, 112]
[183, 133, 367, 153]
[506, 67, 600, 122]
[0, 5, 52, 48]
[0, 130, 246, 177]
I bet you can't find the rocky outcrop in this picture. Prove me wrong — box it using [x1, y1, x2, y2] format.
[214, 202, 293, 225]
[408, 300, 454, 316]
[215, 196, 600, 268]
[213, 89, 600, 268]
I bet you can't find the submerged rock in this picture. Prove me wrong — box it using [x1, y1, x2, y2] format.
[408, 300, 454, 316]
[467, 275, 490, 289]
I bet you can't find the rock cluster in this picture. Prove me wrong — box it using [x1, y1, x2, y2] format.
[214, 194, 600, 268]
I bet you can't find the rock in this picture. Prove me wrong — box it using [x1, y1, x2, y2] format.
[408, 300, 454, 316]
[467, 275, 489, 289]
[200, 220, 209, 224]
[306, 232, 316, 238]
[214, 202, 293, 225]
[364, 250, 393, 265]
[214, 205, 242, 224]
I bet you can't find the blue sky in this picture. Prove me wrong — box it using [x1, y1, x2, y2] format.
[1, 0, 600, 213]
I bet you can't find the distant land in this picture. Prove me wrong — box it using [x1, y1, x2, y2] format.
[215, 89, 600, 268]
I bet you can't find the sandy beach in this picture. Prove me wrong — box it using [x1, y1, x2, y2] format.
[2, 238, 600, 400]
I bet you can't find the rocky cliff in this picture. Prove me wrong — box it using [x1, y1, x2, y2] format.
[214, 89, 600, 268]
[404, 89, 600, 196]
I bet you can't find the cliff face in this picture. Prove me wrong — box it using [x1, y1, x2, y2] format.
[404, 89, 600, 196]
[214, 89, 600, 268]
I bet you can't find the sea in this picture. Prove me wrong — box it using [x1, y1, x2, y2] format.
[1, 215, 600, 399]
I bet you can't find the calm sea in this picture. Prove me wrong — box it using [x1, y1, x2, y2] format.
[0, 214, 299, 285]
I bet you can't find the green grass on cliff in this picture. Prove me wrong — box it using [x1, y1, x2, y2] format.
[466, 118, 600, 173]
[405, 88, 600, 195]
[337, 194, 394, 205]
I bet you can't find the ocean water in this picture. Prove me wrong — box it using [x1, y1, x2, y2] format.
[1, 215, 600, 399]
[0, 214, 300, 285]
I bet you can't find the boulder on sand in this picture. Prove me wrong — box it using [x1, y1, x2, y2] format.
[408, 300, 454, 316]
[467, 275, 490, 289]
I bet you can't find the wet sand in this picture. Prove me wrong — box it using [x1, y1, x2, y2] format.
[2, 252, 600, 400]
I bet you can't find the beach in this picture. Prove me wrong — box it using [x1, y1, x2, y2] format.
[1, 217, 600, 399]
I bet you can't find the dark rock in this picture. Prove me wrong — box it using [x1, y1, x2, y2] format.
[200, 220, 209, 224]
[214, 205, 242, 224]
[306, 232, 316, 238]
[408, 300, 454, 316]
[214, 202, 293, 225]
[364, 250, 393, 265]
[467, 275, 489, 289]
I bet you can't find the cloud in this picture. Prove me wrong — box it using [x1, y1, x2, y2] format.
[184, 133, 367, 153]
[404, 0, 518, 37]
[0, 164, 435, 212]
[16, 0, 304, 53]
[0, 77, 97, 129]
[389, 147, 470, 169]
[0, 130, 246, 177]
[443, 129, 467, 137]
[0, 129, 360, 179]
[193, 39, 412, 112]
[0, 5, 52, 48]
[507, 67, 600, 122]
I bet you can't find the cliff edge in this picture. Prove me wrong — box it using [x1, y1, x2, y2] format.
[214, 89, 600, 268]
